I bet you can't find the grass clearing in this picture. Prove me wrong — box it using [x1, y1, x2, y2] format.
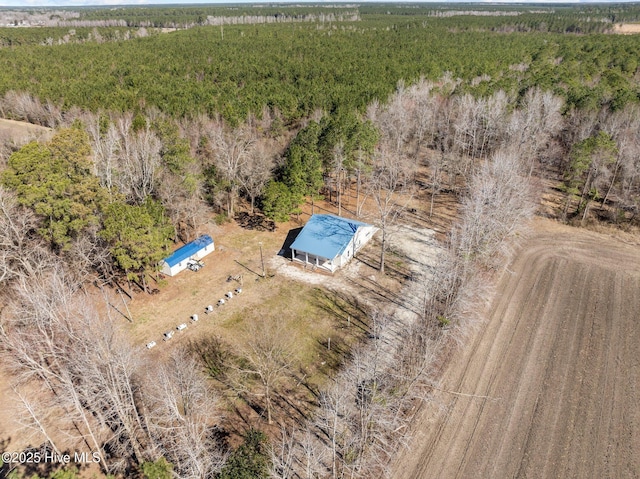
[218, 278, 367, 388]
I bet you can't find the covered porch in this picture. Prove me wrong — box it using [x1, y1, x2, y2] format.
[291, 248, 337, 272]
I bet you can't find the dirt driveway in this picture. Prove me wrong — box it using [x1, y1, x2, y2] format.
[392, 217, 640, 479]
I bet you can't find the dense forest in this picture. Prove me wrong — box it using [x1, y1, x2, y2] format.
[1, 4, 640, 479]
[1, 5, 640, 121]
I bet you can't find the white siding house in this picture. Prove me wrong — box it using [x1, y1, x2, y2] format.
[290, 214, 377, 272]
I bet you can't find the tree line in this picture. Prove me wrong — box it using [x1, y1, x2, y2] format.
[0, 26, 152, 47]
[3, 10, 640, 124]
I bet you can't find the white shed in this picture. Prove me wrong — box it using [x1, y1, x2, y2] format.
[160, 235, 215, 277]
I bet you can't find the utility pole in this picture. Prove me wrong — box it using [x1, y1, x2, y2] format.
[259, 242, 265, 278]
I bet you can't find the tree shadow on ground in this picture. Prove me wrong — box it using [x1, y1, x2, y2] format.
[311, 287, 370, 335]
[273, 388, 318, 428]
[355, 240, 414, 283]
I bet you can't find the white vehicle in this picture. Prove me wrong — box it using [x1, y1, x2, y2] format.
[146, 341, 157, 349]
[163, 331, 174, 341]
[186, 259, 204, 272]
[191, 314, 199, 322]
[235, 288, 242, 295]
[225, 291, 234, 299]
[177, 323, 187, 331]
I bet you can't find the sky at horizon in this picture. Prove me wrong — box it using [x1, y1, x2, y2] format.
[0, 0, 628, 7]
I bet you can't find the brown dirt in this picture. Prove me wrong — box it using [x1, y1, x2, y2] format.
[0, 368, 22, 449]
[124, 211, 392, 353]
[392, 216, 640, 478]
[0, 118, 52, 142]
[613, 23, 640, 34]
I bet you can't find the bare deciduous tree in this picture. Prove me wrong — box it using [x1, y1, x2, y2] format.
[156, 167, 208, 242]
[0, 187, 55, 286]
[452, 148, 536, 269]
[376, 81, 412, 156]
[447, 90, 512, 188]
[0, 268, 110, 470]
[2, 271, 229, 475]
[235, 319, 297, 425]
[118, 116, 162, 203]
[406, 77, 437, 157]
[146, 349, 226, 479]
[238, 141, 275, 214]
[2, 269, 151, 474]
[507, 88, 564, 176]
[366, 144, 415, 273]
[269, 425, 297, 479]
[315, 381, 350, 479]
[85, 112, 120, 194]
[207, 120, 256, 217]
[11, 385, 63, 456]
[0, 91, 62, 128]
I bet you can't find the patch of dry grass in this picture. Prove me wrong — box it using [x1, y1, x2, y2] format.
[219, 279, 367, 388]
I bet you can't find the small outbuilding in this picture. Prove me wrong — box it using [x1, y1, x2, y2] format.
[160, 234, 215, 277]
[290, 214, 377, 272]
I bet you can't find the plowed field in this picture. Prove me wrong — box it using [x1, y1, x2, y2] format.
[393, 218, 640, 479]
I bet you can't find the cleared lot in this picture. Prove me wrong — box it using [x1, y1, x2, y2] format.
[393, 218, 640, 479]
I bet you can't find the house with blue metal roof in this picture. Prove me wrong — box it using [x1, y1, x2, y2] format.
[160, 234, 215, 276]
[290, 214, 377, 272]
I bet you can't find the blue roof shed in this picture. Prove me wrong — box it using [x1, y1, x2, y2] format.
[161, 235, 215, 276]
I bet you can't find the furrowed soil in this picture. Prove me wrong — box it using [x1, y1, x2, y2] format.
[393, 217, 640, 479]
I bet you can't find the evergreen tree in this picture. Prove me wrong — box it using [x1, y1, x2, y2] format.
[219, 429, 270, 479]
[562, 131, 618, 220]
[2, 128, 107, 250]
[282, 120, 323, 203]
[318, 111, 379, 171]
[101, 198, 174, 288]
[141, 457, 174, 479]
[261, 180, 300, 222]
[153, 118, 195, 176]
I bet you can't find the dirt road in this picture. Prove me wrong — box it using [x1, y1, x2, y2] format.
[392, 218, 640, 479]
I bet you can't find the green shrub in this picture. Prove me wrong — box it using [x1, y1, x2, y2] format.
[219, 428, 270, 479]
[141, 457, 173, 479]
